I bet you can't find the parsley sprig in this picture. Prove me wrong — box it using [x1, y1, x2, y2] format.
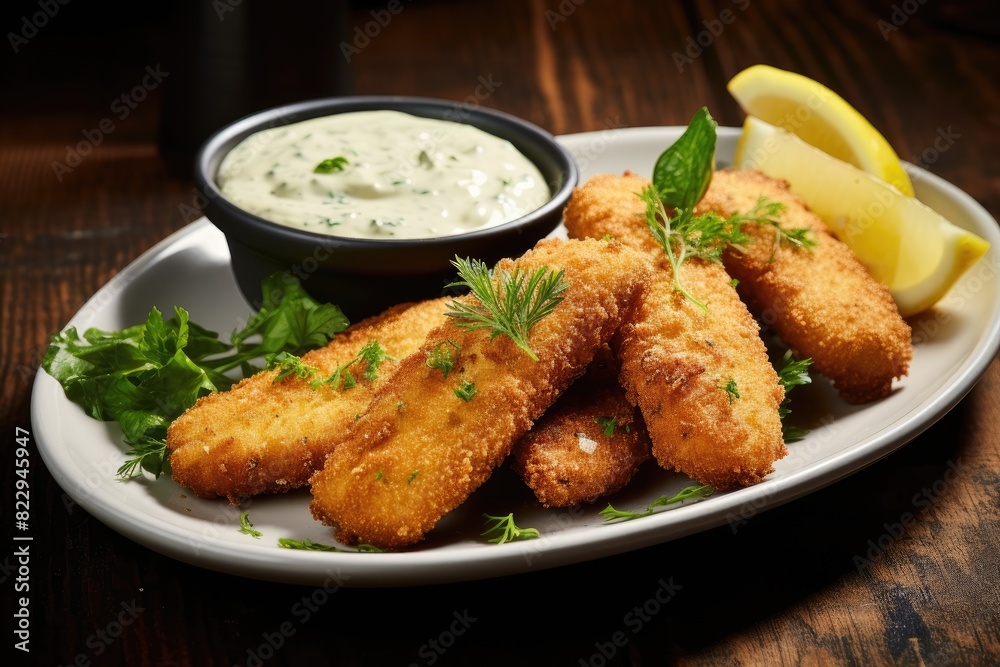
[776, 350, 813, 441]
[445, 257, 568, 361]
[42, 273, 349, 480]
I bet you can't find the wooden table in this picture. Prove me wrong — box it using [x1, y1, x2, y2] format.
[3, 1, 998, 664]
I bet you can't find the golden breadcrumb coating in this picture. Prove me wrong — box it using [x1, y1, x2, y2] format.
[564, 172, 787, 490]
[166, 297, 447, 503]
[698, 169, 912, 403]
[308, 238, 651, 549]
[511, 344, 651, 507]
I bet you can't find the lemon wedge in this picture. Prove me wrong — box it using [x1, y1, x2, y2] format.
[727, 64, 914, 197]
[733, 115, 990, 317]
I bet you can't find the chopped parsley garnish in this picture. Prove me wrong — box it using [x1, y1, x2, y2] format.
[279, 339, 395, 391]
[445, 256, 568, 361]
[595, 416, 618, 437]
[314, 156, 349, 174]
[266, 351, 319, 383]
[454, 380, 477, 402]
[722, 379, 740, 404]
[238, 511, 263, 539]
[426, 340, 460, 378]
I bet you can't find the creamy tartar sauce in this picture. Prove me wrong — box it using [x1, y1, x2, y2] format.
[216, 110, 551, 240]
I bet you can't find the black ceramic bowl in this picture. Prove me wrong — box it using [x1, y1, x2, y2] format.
[194, 96, 578, 322]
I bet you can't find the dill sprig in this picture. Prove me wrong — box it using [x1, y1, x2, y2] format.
[117, 436, 169, 479]
[730, 196, 815, 260]
[277, 537, 384, 553]
[601, 484, 715, 522]
[640, 185, 749, 311]
[643, 107, 816, 310]
[481, 513, 541, 544]
[445, 257, 568, 361]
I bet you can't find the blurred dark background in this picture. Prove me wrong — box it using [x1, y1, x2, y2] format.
[2, 0, 996, 182]
[1, 0, 354, 179]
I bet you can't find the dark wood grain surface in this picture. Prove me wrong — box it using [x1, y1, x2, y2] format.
[3, 1, 999, 665]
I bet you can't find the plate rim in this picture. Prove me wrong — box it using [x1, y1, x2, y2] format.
[30, 125, 1000, 587]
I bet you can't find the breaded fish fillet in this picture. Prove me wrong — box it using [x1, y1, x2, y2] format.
[697, 169, 912, 403]
[309, 238, 651, 549]
[166, 297, 447, 503]
[564, 172, 787, 490]
[511, 344, 652, 508]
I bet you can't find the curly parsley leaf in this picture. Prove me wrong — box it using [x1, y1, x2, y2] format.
[308, 339, 394, 390]
[426, 340, 460, 378]
[776, 350, 813, 441]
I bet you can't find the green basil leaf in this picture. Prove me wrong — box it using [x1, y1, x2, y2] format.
[652, 107, 718, 213]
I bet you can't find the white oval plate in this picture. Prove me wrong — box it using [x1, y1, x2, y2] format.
[31, 127, 1000, 587]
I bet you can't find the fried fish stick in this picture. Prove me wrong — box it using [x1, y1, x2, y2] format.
[564, 173, 787, 490]
[309, 238, 651, 549]
[511, 344, 651, 507]
[697, 169, 912, 403]
[166, 297, 447, 503]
